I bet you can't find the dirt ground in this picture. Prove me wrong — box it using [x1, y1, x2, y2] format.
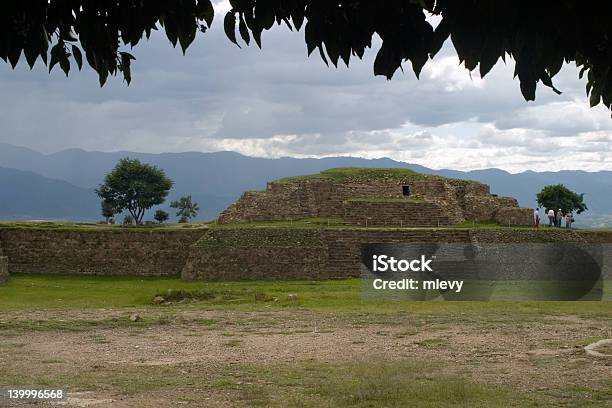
[0, 308, 611, 407]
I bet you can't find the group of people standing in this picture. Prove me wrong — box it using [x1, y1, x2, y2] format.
[533, 208, 574, 230]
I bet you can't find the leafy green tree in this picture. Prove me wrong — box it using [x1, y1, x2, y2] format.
[536, 184, 587, 215]
[170, 195, 199, 223]
[154, 209, 170, 224]
[100, 200, 116, 224]
[2, 2, 612, 113]
[96, 158, 173, 224]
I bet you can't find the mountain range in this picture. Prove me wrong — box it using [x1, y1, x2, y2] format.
[0, 143, 610, 227]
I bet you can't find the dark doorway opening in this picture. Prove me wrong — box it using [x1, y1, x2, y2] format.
[402, 185, 411, 196]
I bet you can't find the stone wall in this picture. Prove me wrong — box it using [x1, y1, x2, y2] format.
[343, 200, 450, 227]
[462, 195, 518, 221]
[1, 226, 609, 281]
[182, 227, 475, 280]
[493, 207, 534, 226]
[182, 227, 612, 281]
[0, 256, 8, 285]
[0, 228, 203, 276]
[218, 174, 525, 226]
[181, 228, 329, 280]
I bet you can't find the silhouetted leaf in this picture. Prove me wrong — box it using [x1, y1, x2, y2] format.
[520, 79, 537, 101]
[239, 15, 250, 45]
[224, 12, 239, 46]
[197, 0, 215, 26]
[292, 9, 304, 31]
[163, 15, 179, 47]
[305, 21, 318, 56]
[7, 46, 20, 68]
[72, 45, 83, 70]
[48, 43, 61, 73]
[252, 29, 262, 48]
[590, 87, 601, 107]
[59, 50, 70, 76]
[99, 68, 109, 87]
[318, 46, 329, 66]
[23, 46, 38, 69]
[411, 52, 428, 79]
[120, 52, 135, 84]
[430, 18, 450, 57]
[540, 71, 562, 95]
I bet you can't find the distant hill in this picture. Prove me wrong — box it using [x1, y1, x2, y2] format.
[0, 143, 610, 226]
[0, 167, 99, 220]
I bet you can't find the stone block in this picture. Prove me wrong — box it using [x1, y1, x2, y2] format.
[494, 207, 534, 226]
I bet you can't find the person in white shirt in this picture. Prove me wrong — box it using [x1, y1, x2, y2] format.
[533, 208, 540, 230]
[547, 209, 555, 227]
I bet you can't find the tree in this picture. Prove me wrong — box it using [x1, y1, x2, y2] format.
[2, 2, 612, 114]
[96, 158, 173, 224]
[536, 184, 588, 215]
[154, 209, 170, 224]
[100, 200, 115, 224]
[170, 195, 199, 223]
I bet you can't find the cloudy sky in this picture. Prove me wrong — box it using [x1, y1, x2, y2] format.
[1, 2, 612, 173]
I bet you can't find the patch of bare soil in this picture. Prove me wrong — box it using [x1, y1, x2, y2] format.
[1, 309, 610, 407]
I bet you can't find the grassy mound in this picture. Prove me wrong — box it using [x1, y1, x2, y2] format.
[276, 167, 461, 183]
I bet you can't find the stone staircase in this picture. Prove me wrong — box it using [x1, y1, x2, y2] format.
[323, 229, 473, 278]
[343, 200, 452, 227]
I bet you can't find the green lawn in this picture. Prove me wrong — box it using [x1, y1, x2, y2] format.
[0, 220, 209, 232]
[1, 274, 610, 317]
[218, 359, 557, 407]
[1, 274, 610, 407]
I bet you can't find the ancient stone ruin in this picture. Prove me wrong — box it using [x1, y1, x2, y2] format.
[218, 168, 533, 227]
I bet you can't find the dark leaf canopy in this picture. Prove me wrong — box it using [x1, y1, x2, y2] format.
[96, 158, 173, 223]
[2, 1, 612, 113]
[2, 0, 214, 86]
[536, 184, 588, 215]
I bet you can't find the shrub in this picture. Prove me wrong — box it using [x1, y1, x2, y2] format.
[154, 209, 170, 224]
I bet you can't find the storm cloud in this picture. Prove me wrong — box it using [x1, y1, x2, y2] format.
[1, 2, 611, 172]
